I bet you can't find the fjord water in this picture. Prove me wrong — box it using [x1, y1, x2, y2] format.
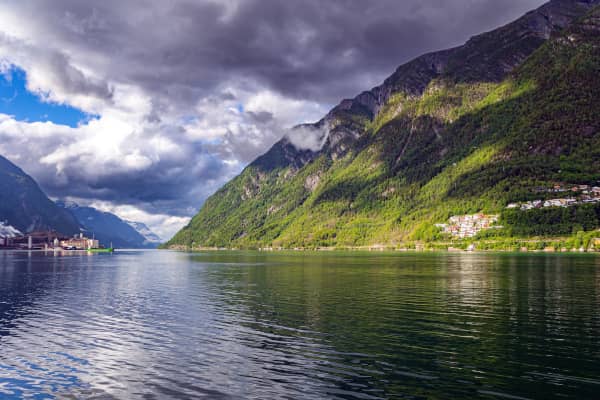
[1, 251, 599, 399]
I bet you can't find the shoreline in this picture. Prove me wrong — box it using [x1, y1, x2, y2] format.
[0, 248, 114, 253]
[2, 247, 598, 255]
[162, 231, 600, 254]
[163, 244, 600, 254]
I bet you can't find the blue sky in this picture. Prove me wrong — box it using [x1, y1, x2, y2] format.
[0, 67, 96, 127]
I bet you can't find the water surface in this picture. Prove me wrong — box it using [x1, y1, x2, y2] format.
[1, 250, 599, 399]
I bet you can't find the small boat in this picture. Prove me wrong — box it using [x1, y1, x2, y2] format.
[87, 247, 114, 253]
[88, 243, 115, 253]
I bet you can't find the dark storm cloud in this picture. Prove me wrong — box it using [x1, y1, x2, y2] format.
[43, 148, 226, 217]
[0, 120, 224, 217]
[0, 0, 548, 234]
[8, 0, 545, 103]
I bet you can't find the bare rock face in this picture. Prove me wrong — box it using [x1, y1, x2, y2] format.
[443, 0, 600, 82]
[537, 0, 600, 36]
[325, 125, 363, 160]
[241, 172, 267, 200]
[304, 173, 321, 192]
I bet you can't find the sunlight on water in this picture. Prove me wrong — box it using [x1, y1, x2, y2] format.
[1, 250, 599, 399]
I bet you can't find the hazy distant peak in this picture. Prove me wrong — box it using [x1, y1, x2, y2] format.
[125, 220, 163, 244]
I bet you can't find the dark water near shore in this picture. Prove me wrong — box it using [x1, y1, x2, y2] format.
[1, 250, 600, 399]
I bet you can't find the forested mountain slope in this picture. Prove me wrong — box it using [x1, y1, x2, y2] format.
[167, 0, 600, 249]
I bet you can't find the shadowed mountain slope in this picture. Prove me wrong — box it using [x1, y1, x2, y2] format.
[0, 155, 81, 236]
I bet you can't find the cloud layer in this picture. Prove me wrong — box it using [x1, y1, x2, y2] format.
[0, 0, 545, 238]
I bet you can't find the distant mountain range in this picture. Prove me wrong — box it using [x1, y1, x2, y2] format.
[165, 0, 600, 249]
[124, 220, 162, 245]
[56, 202, 162, 249]
[0, 154, 161, 248]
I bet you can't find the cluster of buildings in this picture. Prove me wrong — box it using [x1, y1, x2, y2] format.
[436, 214, 500, 239]
[0, 232, 99, 251]
[59, 234, 100, 250]
[0, 231, 59, 250]
[540, 184, 600, 195]
[507, 184, 600, 211]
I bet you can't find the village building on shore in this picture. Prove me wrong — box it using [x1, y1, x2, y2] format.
[508, 183, 600, 211]
[0, 231, 99, 250]
[60, 234, 99, 250]
[436, 214, 501, 239]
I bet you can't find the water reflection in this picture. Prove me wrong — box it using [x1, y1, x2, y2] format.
[0, 251, 599, 399]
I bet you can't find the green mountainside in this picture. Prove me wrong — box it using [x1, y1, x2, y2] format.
[166, 0, 600, 250]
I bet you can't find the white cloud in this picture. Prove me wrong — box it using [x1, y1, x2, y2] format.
[285, 124, 330, 152]
[0, 33, 112, 113]
[245, 90, 326, 126]
[183, 86, 327, 162]
[87, 201, 190, 241]
[0, 0, 547, 239]
[0, 76, 326, 237]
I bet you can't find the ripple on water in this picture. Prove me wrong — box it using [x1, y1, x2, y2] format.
[1, 251, 600, 399]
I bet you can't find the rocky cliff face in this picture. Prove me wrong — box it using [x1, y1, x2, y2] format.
[166, 1, 600, 249]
